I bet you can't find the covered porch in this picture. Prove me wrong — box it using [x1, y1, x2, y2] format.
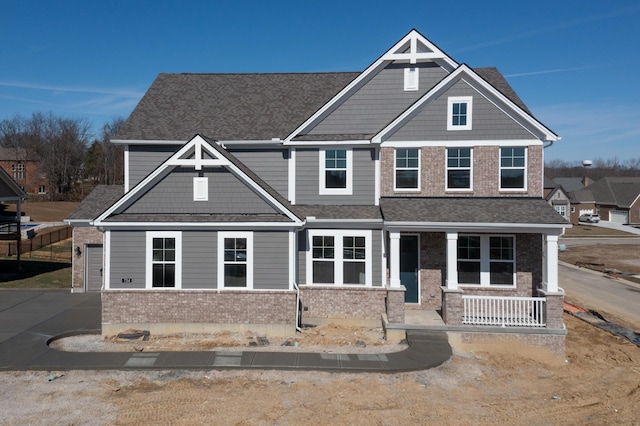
[380, 197, 569, 332]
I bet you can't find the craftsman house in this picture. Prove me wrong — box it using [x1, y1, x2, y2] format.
[67, 30, 568, 351]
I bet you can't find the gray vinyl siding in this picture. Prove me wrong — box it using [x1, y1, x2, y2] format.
[295, 148, 375, 205]
[231, 149, 289, 198]
[307, 63, 447, 135]
[372, 229, 382, 287]
[182, 231, 217, 289]
[254, 231, 289, 290]
[388, 80, 533, 141]
[297, 231, 307, 285]
[123, 168, 278, 215]
[109, 231, 146, 289]
[128, 145, 181, 188]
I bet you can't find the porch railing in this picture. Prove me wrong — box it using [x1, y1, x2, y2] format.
[462, 295, 546, 327]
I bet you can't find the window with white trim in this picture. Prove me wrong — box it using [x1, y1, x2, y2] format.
[446, 148, 472, 190]
[394, 148, 420, 190]
[447, 96, 472, 130]
[320, 149, 352, 194]
[458, 235, 516, 287]
[554, 205, 567, 218]
[404, 66, 419, 91]
[500, 147, 526, 190]
[38, 185, 46, 194]
[218, 232, 253, 288]
[308, 230, 371, 286]
[146, 231, 182, 288]
[11, 163, 25, 180]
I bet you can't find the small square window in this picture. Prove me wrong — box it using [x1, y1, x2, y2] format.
[447, 97, 473, 130]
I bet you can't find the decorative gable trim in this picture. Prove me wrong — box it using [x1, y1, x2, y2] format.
[94, 134, 302, 225]
[373, 64, 559, 144]
[283, 29, 458, 144]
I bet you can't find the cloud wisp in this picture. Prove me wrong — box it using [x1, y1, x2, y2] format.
[0, 80, 143, 98]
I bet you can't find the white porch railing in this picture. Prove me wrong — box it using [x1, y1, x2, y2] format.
[462, 295, 546, 327]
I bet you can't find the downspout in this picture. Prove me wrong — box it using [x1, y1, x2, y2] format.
[293, 281, 302, 332]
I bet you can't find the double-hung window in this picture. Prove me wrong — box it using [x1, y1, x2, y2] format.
[308, 230, 371, 286]
[218, 232, 253, 289]
[395, 148, 420, 190]
[146, 231, 182, 288]
[447, 96, 472, 130]
[458, 235, 515, 287]
[554, 205, 567, 218]
[500, 147, 526, 190]
[446, 148, 472, 190]
[320, 149, 352, 194]
[12, 163, 25, 180]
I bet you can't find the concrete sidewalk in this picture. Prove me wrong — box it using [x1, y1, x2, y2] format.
[0, 290, 451, 372]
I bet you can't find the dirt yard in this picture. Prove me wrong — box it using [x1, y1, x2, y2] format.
[1, 314, 639, 425]
[559, 244, 640, 285]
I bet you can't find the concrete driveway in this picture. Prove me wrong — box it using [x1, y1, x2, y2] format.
[589, 221, 640, 235]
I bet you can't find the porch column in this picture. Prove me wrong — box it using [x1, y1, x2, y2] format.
[389, 231, 401, 287]
[445, 232, 458, 290]
[543, 234, 559, 293]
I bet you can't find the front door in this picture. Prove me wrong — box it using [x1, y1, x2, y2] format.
[400, 235, 419, 303]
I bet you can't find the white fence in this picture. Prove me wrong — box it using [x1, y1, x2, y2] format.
[462, 295, 546, 327]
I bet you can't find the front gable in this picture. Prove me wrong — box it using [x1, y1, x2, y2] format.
[94, 135, 301, 226]
[285, 29, 458, 143]
[374, 65, 558, 144]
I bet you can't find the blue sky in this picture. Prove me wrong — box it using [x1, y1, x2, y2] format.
[1, 0, 638, 163]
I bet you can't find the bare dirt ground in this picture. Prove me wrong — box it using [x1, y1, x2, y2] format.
[2, 314, 640, 425]
[559, 243, 640, 285]
[5, 200, 80, 222]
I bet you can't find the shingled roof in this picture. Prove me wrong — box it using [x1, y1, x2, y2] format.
[380, 197, 568, 225]
[116, 72, 359, 141]
[586, 177, 640, 208]
[66, 185, 124, 221]
[116, 67, 530, 142]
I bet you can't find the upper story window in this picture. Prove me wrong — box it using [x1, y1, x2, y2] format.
[319, 148, 352, 195]
[404, 66, 419, 91]
[500, 147, 527, 190]
[395, 148, 420, 190]
[146, 231, 182, 289]
[11, 163, 25, 180]
[447, 96, 473, 131]
[458, 234, 515, 287]
[446, 148, 472, 190]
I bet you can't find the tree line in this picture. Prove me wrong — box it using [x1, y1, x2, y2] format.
[545, 158, 640, 180]
[0, 112, 124, 200]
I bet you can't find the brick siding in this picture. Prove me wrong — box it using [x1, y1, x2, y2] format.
[380, 145, 543, 198]
[71, 226, 103, 292]
[299, 286, 389, 321]
[102, 290, 297, 326]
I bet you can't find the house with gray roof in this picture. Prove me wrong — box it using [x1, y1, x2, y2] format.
[67, 30, 569, 352]
[585, 177, 640, 224]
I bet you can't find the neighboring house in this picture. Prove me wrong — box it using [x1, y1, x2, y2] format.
[551, 177, 596, 223]
[585, 177, 640, 225]
[544, 177, 570, 221]
[0, 147, 47, 196]
[67, 30, 569, 352]
[0, 166, 27, 273]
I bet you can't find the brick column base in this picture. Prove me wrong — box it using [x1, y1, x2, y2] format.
[441, 287, 464, 325]
[537, 289, 565, 329]
[385, 286, 405, 324]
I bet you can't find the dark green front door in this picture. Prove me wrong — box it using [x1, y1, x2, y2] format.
[400, 235, 419, 303]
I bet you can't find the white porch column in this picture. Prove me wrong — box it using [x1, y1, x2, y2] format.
[544, 234, 559, 293]
[446, 232, 458, 290]
[389, 231, 401, 287]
